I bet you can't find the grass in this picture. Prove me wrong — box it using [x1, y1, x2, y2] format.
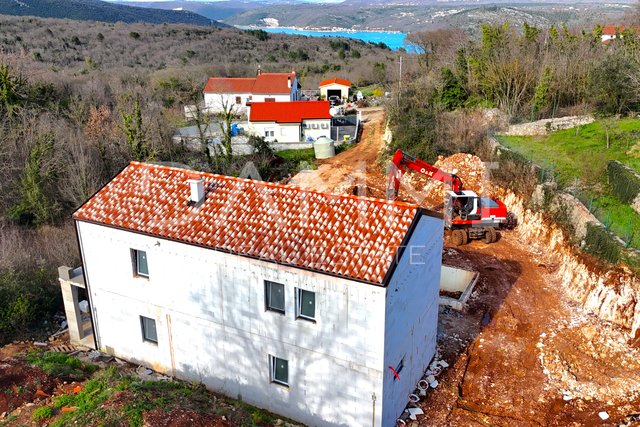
[275, 148, 316, 163]
[498, 118, 640, 250]
[355, 84, 383, 98]
[31, 406, 53, 421]
[497, 118, 640, 186]
[27, 351, 98, 380]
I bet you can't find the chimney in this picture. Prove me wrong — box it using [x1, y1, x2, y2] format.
[287, 76, 291, 89]
[188, 178, 205, 205]
[257, 65, 262, 76]
[291, 67, 295, 76]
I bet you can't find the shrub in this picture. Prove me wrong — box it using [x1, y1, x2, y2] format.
[584, 223, 621, 264]
[607, 160, 640, 204]
[129, 31, 140, 39]
[0, 269, 60, 343]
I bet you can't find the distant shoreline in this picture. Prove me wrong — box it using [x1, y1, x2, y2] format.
[235, 25, 404, 35]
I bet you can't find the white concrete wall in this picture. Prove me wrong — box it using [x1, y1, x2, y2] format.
[204, 93, 251, 113]
[320, 84, 349, 100]
[77, 221, 387, 427]
[248, 121, 302, 143]
[381, 214, 443, 427]
[252, 94, 292, 103]
[303, 119, 332, 141]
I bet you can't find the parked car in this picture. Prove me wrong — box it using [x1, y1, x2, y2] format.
[328, 95, 341, 106]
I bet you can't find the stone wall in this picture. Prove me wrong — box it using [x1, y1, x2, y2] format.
[503, 115, 594, 136]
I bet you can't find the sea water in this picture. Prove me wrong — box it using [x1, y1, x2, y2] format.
[243, 27, 419, 52]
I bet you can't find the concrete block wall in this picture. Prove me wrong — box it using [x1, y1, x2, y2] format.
[381, 215, 443, 427]
[77, 221, 387, 426]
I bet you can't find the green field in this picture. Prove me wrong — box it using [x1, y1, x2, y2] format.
[497, 119, 640, 249]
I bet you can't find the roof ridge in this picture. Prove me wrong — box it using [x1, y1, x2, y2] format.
[128, 161, 419, 209]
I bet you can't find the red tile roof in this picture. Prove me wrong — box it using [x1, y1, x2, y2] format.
[602, 25, 624, 36]
[319, 78, 352, 87]
[204, 72, 296, 95]
[73, 163, 423, 284]
[249, 101, 331, 123]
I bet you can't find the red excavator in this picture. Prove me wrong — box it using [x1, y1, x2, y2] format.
[387, 149, 517, 245]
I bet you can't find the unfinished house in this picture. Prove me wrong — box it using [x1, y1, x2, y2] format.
[63, 162, 443, 427]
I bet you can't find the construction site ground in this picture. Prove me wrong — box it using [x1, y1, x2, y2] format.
[1, 107, 639, 426]
[291, 107, 640, 426]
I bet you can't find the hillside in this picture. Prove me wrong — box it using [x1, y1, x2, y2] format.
[0, 14, 395, 85]
[0, 0, 225, 26]
[226, 2, 627, 32]
[112, 0, 264, 21]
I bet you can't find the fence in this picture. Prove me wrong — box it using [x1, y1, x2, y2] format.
[535, 160, 639, 250]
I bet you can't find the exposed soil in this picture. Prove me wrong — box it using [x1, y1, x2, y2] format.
[288, 108, 640, 426]
[288, 106, 389, 198]
[143, 407, 230, 427]
[0, 359, 57, 414]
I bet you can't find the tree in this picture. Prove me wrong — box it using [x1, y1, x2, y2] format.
[9, 132, 59, 226]
[120, 96, 150, 161]
[216, 94, 240, 162]
[589, 50, 640, 115]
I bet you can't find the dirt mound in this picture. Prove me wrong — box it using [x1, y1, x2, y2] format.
[399, 153, 488, 208]
[539, 318, 640, 403]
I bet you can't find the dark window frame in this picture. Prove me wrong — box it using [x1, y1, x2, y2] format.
[140, 316, 158, 344]
[270, 355, 289, 387]
[265, 280, 285, 314]
[295, 288, 316, 322]
[131, 249, 149, 278]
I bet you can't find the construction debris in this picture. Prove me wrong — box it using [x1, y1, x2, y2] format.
[598, 411, 610, 420]
[401, 153, 488, 207]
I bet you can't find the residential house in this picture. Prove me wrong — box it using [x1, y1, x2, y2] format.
[600, 25, 639, 44]
[247, 100, 332, 143]
[319, 78, 351, 101]
[64, 162, 444, 427]
[203, 69, 301, 113]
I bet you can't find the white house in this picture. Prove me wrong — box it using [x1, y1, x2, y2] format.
[248, 100, 332, 143]
[319, 78, 351, 101]
[204, 69, 301, 113]
[65, 162, 443, 427]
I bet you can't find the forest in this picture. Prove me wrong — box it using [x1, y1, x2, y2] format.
[0, 15, 396, 344]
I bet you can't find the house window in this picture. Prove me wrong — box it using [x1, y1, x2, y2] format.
[270, 355, 289, 386]
[265, 280, 285, 313]
[264, 129, 275, 138]
[235, 96, 242, 105]
[265, 97, 276, 102]
[321, 123, 329, 129]
[132, 249, 149, 278]
[140, 316, 158, 344]
[296, 288, 315, 321]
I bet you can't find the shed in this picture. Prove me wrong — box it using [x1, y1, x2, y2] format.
[319, 78, 351, 101]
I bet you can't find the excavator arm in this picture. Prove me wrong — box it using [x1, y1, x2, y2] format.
[386, 149, 464, 200]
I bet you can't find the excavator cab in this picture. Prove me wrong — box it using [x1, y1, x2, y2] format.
[446, 191, 482, 223]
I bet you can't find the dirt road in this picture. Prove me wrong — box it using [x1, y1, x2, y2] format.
[288, 107, 388, 198]
[288, 109, 640, 426]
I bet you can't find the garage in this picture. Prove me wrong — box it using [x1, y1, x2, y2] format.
[319, 78, 351, 103]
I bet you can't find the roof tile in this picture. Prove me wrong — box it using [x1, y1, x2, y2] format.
[74, 163, 421, 284]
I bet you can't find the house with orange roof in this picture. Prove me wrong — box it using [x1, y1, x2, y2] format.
[203, 68, 301, 113]
[58, 162, 444, 427]
[319, 77, 352, 102]
[600, 25, 640, 44]
[247, 100, 332, 143]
